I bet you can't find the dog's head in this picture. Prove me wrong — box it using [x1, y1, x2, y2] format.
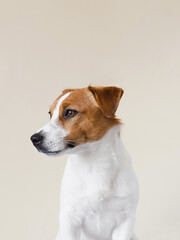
[30, 86, 123, 156]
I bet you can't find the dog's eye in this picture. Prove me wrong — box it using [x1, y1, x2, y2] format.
[64, 109, 78, 119]
[48, 111, 51, 117]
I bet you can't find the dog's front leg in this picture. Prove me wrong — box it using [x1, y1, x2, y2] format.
[112, 217, 135, 240]
[56, 215, 81, 240]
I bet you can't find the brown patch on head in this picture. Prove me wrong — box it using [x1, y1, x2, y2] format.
[49, 89, 75, 117]
[50, 86, 124, 147]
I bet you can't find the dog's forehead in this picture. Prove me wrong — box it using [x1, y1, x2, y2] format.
[50, 88, 97, 115]
[63, 89, 97, 108]
[51, 92, 71, 120]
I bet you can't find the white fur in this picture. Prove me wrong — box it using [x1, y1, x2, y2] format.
[55, 125, 139, 240]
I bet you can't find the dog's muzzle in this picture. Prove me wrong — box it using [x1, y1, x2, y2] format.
[30, 131, 76, 156]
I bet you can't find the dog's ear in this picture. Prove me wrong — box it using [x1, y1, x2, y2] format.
[88, 86, 124, 118]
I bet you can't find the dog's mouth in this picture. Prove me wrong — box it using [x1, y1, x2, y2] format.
[39, 148, 64, 156]
[33, 141, 76, 156]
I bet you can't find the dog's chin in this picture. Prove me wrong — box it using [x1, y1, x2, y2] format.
[35, 144, 76, 157]
[35, 146, 66, 156]
[40, 149, 64, 156]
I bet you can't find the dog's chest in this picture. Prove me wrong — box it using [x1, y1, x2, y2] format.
[61, 185, 130, 240]
[61, 155, 119, 203]
[60, 158, 133, 239]
[81, 193, 131, 239]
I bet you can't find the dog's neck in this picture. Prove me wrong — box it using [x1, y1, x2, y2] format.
[66, 125, 131, 196]
[68, 125, 131, 175]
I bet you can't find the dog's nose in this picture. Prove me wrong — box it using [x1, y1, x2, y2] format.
[30, 133, 43, 145]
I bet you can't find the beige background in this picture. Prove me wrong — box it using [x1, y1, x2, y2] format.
[0, 0, 180, 240]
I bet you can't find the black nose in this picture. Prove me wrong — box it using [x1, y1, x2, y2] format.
[30, 133, 43, 145]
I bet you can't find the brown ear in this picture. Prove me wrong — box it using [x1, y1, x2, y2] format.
[88, 86, 124, 118]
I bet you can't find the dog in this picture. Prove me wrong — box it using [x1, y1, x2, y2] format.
[31, 86, 139, 240]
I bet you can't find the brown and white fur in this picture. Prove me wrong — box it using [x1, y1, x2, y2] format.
[31, 86, 139, 240]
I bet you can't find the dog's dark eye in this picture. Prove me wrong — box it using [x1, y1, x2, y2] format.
[48, 111, 51, 117]
[64, 109, 78, 119]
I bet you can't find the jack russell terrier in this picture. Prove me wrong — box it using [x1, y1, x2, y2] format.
[31, 86, 139, 240]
